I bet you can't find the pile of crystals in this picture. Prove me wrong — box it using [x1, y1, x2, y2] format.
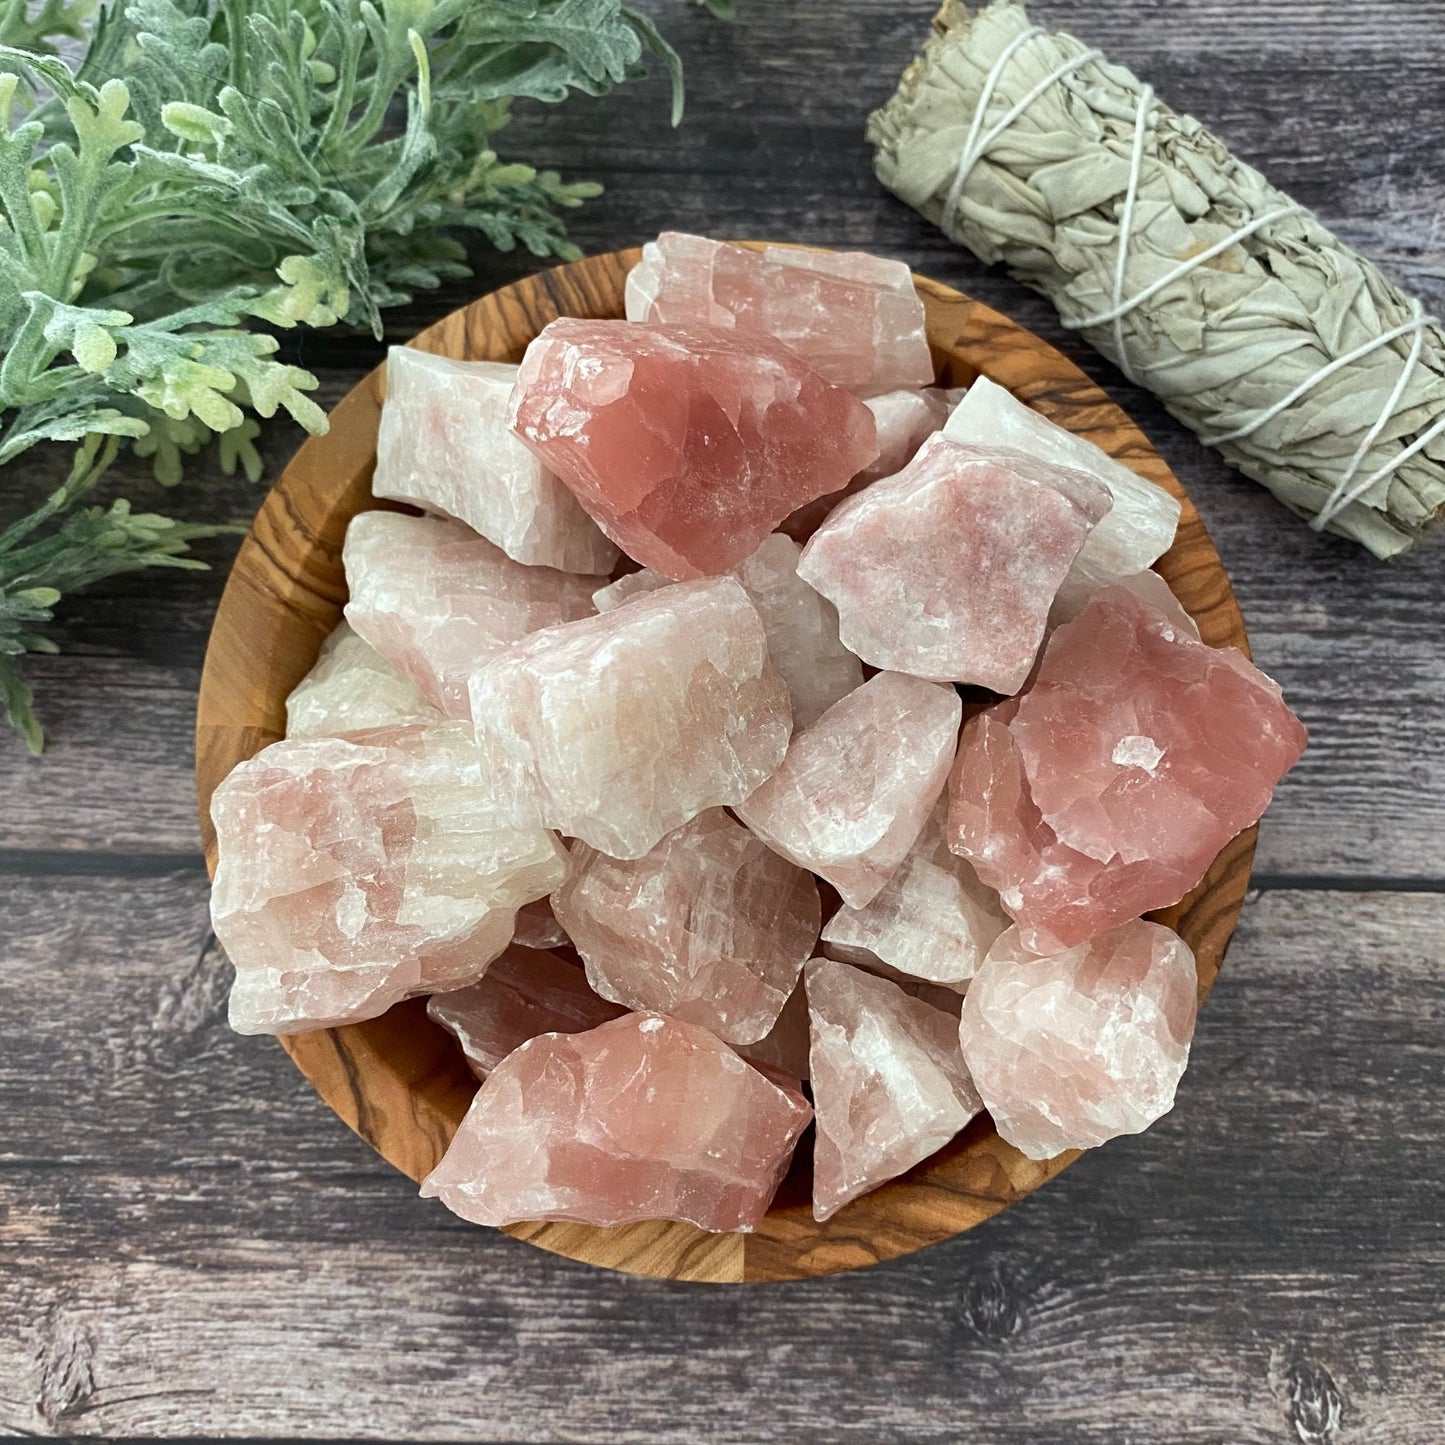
[210, 234, 1307, 1233]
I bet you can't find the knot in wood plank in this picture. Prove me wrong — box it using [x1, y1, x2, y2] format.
[1277, 1352, 1346, 1444]
[36, 1308, 96, 1427]
[960, 1261, 1025, 1341]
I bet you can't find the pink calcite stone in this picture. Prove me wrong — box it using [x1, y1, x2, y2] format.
[553, 810, 821, 1045]
[470, 578, 793, 859]
[343, 512, 600, 720]
[959, 921, 1198, 1160]
[858, 389, 954, 481]
[211, 723, 568, 1035]
[729, 535, 863, 728]
[511, 896, 570, 951]
[590, 568, 671, 612]
[945, 376, 1181, 612]
[1011, 584, 1309, 873]
[947, 585, 1306, 951]
[426, 945, 625, 1079]
[947, 702, 1191, 953]
[593, 534, 863, 729]
[798, 436, 1112, 693]
[781, 387, 949, 542]
[1051, 567, 1201, 635]
[737, 671, 961, 908]
[508, 317, 880, 578]
[420, 1013, 813, 1231]
[284, 621, 440, 740]
[626, 233, 934, 391]
[806, 960, 983, 1221]
[373, 348, 619, 573]
[821, 803, 1009, 986]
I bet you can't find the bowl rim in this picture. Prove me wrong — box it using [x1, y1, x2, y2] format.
[195, 243, 1258, 1284]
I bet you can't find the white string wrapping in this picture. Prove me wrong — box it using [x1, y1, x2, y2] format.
[1199, 309, 1430, 448]
[944, 35, 1103, 239]
[941, 23, 1046, 232]
[1319, 410, 1445, 528]
[1061, 204, 1305, 330]
[1104, 81, 1156, 384]
[944, 27, 1435, 535]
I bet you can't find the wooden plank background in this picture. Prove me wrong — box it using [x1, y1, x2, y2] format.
[1, 1, 1442, 1439]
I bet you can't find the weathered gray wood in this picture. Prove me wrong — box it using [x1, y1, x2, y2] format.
[1, 0, 1442, 1437]
[1, 881, 1441, 1440]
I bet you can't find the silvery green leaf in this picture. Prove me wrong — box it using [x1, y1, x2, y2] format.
[0, 0, 721, 747]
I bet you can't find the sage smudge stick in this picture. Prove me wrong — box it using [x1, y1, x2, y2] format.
[868, 0, 1445, 558]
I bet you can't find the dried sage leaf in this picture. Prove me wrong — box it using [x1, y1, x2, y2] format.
[868, 0, 1445, 557]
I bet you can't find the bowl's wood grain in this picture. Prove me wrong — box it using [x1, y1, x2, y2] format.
[195, 245, 1257, 1284]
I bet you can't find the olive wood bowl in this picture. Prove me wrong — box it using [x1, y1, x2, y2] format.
[195, 244, 1256, 1283]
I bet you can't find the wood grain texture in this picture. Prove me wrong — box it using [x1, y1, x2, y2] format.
[1, 0, 1442, 1428]
[192, 246, 1256, 1282]
[2, 878, 1441, 1439]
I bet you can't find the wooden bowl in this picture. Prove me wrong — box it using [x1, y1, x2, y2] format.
[195, 245, 1256, 1283]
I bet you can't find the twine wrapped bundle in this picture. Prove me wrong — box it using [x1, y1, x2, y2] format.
[868, 0, 1445, 557]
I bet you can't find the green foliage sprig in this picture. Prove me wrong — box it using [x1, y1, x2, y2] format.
[0, 0, 710, 751]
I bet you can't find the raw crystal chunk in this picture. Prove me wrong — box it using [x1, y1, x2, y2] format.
[591, 569, 671, 613]
[860, 389, 954, 479]
[427, 945, 624, 1079]
[420, 1014, 813, 1231]
[373, 348, 619, 573]
[737, 671, 961, 908]
[343, 511, 600, 720]
[947, 585, 1306, 951]
[1051, 567, 1201, 635]
[798, 436, 1111, 692]
[781, 387, 949, 542]
[509, 318, 880, 578]
[730, 535, 863, 727]
[959, 921, 1198, 1160]
[821, 804, 1009, 986]
[1010, 584, 1309, 873]
[806, 960, 983, 1221]
[285, 621, 440, 740]
[511, 896, 569, 951]
[944, 377, 1181, 610]
[211, 723, 569, 1036]
[594, 534, 862, 729]
[626, 233, 935, 390]
[947, 702, 1192, 953]
[470, 577, 792, 859]
[553, 811, 821, 1045]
